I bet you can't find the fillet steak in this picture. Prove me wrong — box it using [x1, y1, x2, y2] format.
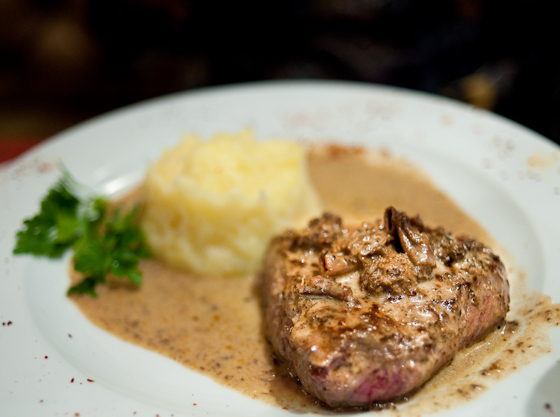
[259, 207, 509, 409]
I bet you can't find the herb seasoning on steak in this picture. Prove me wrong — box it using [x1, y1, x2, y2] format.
[259, 207, 510, 409]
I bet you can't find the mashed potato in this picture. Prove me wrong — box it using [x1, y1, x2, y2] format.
[141, 130, 321, 276]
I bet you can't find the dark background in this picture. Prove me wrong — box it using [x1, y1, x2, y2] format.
[1, 0, 559, 143]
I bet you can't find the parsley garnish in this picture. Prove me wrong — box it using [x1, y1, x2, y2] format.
[13, 173, 151, 297]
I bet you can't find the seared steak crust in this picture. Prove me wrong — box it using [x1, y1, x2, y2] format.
[259, 208, 509, 409]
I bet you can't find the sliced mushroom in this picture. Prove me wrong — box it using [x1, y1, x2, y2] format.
[384, 207, 436, 267]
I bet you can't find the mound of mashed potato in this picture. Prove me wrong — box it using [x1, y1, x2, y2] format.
[141, 130, 321, 276]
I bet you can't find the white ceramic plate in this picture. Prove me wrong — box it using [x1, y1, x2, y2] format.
[1, 80, 559, 417]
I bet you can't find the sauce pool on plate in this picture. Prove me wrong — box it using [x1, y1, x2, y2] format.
[69, 144, 560, 414]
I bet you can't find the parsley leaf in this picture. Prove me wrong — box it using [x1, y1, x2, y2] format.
[13, 174, 151, 297]
[13, 177, 80, 257]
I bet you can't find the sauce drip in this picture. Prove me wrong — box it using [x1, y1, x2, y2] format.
[70, 144, 560, 414]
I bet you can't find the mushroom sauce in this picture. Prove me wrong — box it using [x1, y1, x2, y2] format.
[69, 144, 560, 414]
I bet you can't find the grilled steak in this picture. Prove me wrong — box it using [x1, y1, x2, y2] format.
[259, 207, 509, 409]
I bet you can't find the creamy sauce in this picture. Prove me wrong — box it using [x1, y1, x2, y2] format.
[69, 144, 560, 415]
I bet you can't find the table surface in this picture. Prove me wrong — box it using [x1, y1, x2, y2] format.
[0, 137, 45, 165]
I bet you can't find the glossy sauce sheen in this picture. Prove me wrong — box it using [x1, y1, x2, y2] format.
[70, 145, 560, 414]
